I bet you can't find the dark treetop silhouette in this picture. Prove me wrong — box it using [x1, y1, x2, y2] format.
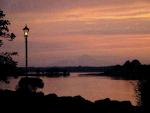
[101, 59, 150, 80]
[0, 10, 17, 82]
[0, 10, 15, 46]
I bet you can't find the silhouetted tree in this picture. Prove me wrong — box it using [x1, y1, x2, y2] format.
[16, 77, 44, 95]
[0, 10, 17, 81]
[0, 52, 17, 81]
[0, 10, 15, 46]
[104, 59, 147, 79]
[123, 60, 130, 66]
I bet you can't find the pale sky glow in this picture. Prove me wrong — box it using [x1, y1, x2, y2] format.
[1, 0, 150, 66]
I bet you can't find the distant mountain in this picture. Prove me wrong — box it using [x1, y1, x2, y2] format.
[50, 55, 100, 66]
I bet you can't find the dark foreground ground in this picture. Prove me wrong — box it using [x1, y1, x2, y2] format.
[0, 77, 149, 113]
[0, 90, 142, 113]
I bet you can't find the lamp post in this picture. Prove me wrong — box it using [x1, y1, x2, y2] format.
[23, 25, 29, 76]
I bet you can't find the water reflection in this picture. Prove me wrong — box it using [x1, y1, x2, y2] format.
[0, 73, 140, 106]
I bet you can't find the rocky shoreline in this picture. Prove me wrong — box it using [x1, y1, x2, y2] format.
[0, 89, 142, 113]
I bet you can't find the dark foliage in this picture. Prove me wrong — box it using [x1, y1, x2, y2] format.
[0, 10, 15, 46]
[104, 59, 150, 79]
[0, 10, 17, 81]
[16, 77, 44, 94]
[0, 52, 17, 81]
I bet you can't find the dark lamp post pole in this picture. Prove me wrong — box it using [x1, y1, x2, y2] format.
[23, 25, 29, 76]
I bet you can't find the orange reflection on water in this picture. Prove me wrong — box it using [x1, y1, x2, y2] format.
[0, 73, 139, 106]
[42, 73, 139, 106]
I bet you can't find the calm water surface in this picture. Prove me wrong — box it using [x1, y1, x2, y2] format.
[0, 73, 140, 106]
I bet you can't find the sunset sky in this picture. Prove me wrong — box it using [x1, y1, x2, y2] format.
[1, 0, 150, 67]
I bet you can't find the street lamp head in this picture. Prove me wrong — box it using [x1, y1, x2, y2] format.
[23, 24, 29, 37]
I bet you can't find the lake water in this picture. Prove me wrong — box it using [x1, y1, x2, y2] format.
[0, 72, 140, 106]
